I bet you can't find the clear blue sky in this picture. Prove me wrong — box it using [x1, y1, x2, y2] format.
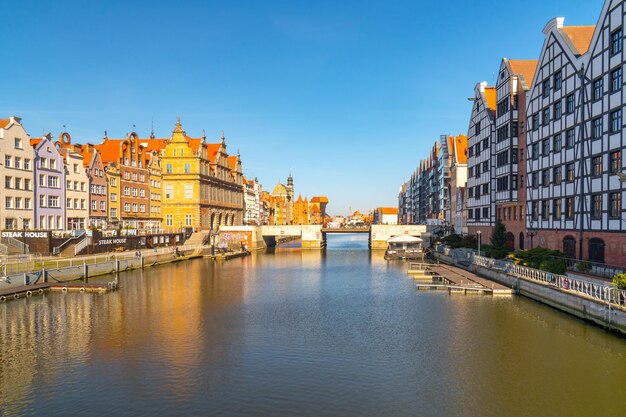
[3, 0, 602, 215]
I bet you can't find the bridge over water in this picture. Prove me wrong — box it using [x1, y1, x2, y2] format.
[218, 225, 427, 250]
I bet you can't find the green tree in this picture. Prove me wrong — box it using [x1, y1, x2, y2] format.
[490, 218, 507, 248]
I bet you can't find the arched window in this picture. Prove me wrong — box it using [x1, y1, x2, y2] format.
[563, 236, 576, 258]
[588, 238, 605, 264]
[519, 232, 525, 250]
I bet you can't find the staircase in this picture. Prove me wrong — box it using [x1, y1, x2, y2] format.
[0, 236, 29, 255]
[185, 231, 211, 246]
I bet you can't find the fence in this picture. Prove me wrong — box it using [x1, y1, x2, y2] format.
[473, 255, 626, 308]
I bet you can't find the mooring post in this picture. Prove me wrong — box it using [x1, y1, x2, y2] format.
[23, 272, 28, 286]
[83, 263, 89, 283]
[42, 268, 47, 283]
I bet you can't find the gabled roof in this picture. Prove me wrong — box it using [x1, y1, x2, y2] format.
[483, 87, 496, 111]
[379, 207, 398, 215]
[508, 59, 539, 89]
[560, 26, 595, 55]
[206, 144, 221, 163]
[94, 139, 125, 163]
[227, 155, 238, 171]
[452, 135, 468, 164]
[30, 138, 43, 147]
[310, 196, 328, 203]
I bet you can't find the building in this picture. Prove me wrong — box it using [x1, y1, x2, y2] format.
[0, 117, 35, 230]
[374, 207, 398, 225]
[243, 177, 262, 225]
[80, 144, 108, 229]
[494, 59, 537, 250]
[449, 135, 468, 235]
[32, 133, 65, 230]
[466, 81, 497, 242]
[293, 194, 309, 225]
[57, 133, 89, 230]
[309, 196, 328, 225]
[96, 132, 154, 231]
[525, 18, 595, 256]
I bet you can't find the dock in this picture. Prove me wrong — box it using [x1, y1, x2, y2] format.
[408, 263, 513, 295]
[0, 281, 117, 302]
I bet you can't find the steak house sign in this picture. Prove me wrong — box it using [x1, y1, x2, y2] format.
[1, 231, 48, 239]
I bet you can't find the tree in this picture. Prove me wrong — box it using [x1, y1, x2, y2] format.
[490, 218, 507, 248]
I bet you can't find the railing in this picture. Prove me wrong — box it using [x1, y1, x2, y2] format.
[0, 236, 29, 254]
[74, 235, 90, 256]
[52, 231, 86, 255]
[545, 255, 626, 280]
[473, 255, 626, 308]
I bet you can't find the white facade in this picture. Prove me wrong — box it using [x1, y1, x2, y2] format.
[63, 148, 89, 230]
[466, 82, 496, 228]
[0, 117, 35, 230]
[243, 178, 261, 225]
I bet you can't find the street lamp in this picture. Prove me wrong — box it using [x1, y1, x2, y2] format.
[477, 230, 482, 256]
[19, 217, 26, 254]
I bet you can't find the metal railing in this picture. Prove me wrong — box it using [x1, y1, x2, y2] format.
[473, 255, 626, 308]
[544, 255, 626, 280]
[52, 231, 86, 255]
[0, 235, 29, 254]
[74, 235, 90, 255]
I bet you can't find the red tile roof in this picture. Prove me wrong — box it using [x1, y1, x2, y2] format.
[508, 60, 538, 88]
[561, 26, 595, 55]
[0, 119, 10, 129]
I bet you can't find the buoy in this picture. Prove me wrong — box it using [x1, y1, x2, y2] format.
[38, 289, 44, 294]
[80, 287, 85, 293]
[61, 287, 68, 293]
[26, 291, 33, 297]
[14, 293, 20, 299]
[0, 296, 6, 302]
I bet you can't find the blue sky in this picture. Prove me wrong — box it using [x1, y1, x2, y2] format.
[3, 0, 602, 215]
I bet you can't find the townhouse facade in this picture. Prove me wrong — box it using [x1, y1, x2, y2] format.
[0, 117, 35, 230]
[32, 134, 65, 230]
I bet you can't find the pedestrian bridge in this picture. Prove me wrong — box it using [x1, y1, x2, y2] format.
[218, 225, 427, 250]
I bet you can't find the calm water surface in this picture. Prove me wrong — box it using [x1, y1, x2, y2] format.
[1, 234, 626, 416]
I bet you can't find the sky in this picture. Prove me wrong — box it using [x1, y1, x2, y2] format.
[2, 0, 603, 215]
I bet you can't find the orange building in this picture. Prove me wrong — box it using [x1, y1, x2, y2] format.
[293, 194, 309, 225]
[309, 196, 328, 225]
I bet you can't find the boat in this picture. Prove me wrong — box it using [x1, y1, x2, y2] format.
[384, 235, 424, 260]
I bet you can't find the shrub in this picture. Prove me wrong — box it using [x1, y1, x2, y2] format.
[509, 247, 568, 274]
[442, 233, 463, 249]
[461, 235, 477, 249]
[612, 273, 626, 290]
[576, 260, 591, 273]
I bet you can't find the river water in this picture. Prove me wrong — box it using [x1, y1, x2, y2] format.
[1, 234, 626, 416]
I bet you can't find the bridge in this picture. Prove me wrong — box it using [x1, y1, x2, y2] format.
[218, 224, 427, 250]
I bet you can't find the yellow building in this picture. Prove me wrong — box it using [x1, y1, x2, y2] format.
[161, 119, 244, 231]
[106, 163, 121, 227]
[293, 194, 309, 225]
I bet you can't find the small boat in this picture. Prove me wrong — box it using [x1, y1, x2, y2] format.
[384, 235, 424, 260]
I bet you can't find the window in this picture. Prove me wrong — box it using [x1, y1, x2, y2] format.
[92, 200, 97, 210]
[100, 201, 105, 210]
[468, 209, 474, 219]
[553, 166, 562, 184]
[532, 114, 539, 130]
[165, 184, 173, 199]
[593, 78, 603, 100]
[67, 180, 72, 190]
[542, 79, 550, 98]
[184, 163, 191, 173]
[166, 214, 173, 226]
[166, 164, 173, 174]
[610, 150, 622, 174]
[124, 203, 131, 212]
[610, 192, 621, 218]
[531, 172, 539, 188]
[592, 117, 603, 139]
[482, 183, 488, 194]
[24, 198, 31, 209]
[511, 121, 518, 138]
[110, 193, 117, 202]
[482, 161, 489, 171]
[511, 148, 518, 164]
[541, 200, 549, 220]
[14, 178, 21, 190]
[542, 169, 549, 186]
[111, 178, 117, 187]
[132, 188, 138, 197]
[67, 198, 72, 209]
[566, 129, 575, 148]
[14, 157, 21, 169]
[185, 184, 193, 199]
[542, 107, 550, 125]
[566, 163, 574, 182]
[591, 194, 602, 218]
[139, 204, 145, 213]
[40, 195, 46, 208]
[532, 201, 539, 221]
[5, 197, 11, 209]
[5, 155, 11, 167]
[542, 139, 550, 156]
[554, 70, 562, 91]
[124, 186, 130, 196]
[14, 137, 22, 149]
[39, 157, 47, 168]
[475, 121, 481, 136]
[553, 199, 562, 218]
[47, 176, 58, 188]
[73, 163, 78, 173]
[185, 214, 193, 226]
[5, 176, 11, 189]
[566, 94, 575, 113]
[611, 28, 623, 56]
[139, 174, 145, 182]
[50, 159, 57, 170]
[24, 159, 30, 170]
[132, 173, 137, 181]
[482, 207, 488, 219]
[124, 172, 130, 180]
[111, 208, 118, 218]
[553, 134, 562, 152]
[565, 197, 574, 219]
[475, 208, 480, 219]
[592, 155, 603, 177]
[611, 67, 622, 92]
[81, 199, 86, 210]
[48, 196, 59, 208]
[139, 189, 145, 197]
[610, 109, 622, 133]
[554, 101, 562, 119]
[468, 188, 473, 198]
[532, 143, 539, 159]
[481, 138, 489, 149]
[496, 150, 508, 167]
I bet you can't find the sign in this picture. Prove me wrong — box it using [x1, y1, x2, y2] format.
[97, 238, 128, 246]
[1, 231, 48, 239]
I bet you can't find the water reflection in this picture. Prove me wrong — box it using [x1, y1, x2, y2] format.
[1, 234, 626, 416]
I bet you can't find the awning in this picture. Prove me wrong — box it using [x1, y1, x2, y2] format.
[387, 235, 423, 243]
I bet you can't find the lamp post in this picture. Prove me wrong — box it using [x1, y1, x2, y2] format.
[527, 226, 537, 249]
[477, 230, 482, 256]
[20, 218, 26, 254]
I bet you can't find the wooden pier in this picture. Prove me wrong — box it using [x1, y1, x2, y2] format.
[408, 263, 513, 295]
[0, 282, 117, 302]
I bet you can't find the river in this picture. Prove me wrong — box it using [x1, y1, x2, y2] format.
[1, 234, 625, 416]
